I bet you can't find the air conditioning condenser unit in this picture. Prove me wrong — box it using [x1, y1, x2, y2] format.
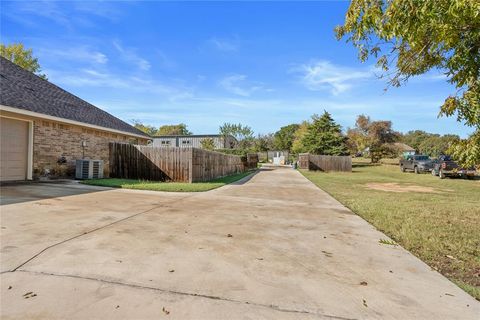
[75, 159, 104, 179]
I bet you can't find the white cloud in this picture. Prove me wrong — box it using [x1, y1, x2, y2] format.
[38, 46, 108, 64]
[294, 60, 373, 95]
[15, 1, 72, 28]
[46, 68, 193, 102]
[219, 74, 263, 97]
[208, 37, 239, 52]
[413, 72, 448, 82]
[73, 1, 123, 20]
[5, 1, 124, 29]
[113, 41, 151, 71]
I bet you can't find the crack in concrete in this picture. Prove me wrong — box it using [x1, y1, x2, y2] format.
[10, 195, 193, 272]
[16, 269, 357, 320]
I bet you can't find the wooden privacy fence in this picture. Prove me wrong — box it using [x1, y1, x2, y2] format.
[191, 148, 246, 182]
[246, 153, 259, 169]
[298, 153, 352, 172]
[109, 143, 252, 182]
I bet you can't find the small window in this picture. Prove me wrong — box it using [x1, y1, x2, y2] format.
[161, 140, 171, 145]
[182, 140, 190, 144]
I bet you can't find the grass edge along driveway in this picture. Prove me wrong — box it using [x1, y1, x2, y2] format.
[82, 170, 255, 192]
[300, 164, 480, 301]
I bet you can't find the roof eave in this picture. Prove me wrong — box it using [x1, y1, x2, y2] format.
[0, 104, 150, 140]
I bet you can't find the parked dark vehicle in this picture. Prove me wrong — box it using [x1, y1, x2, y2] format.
[431, 155, 476, 179]
[399, 155, 433, 174]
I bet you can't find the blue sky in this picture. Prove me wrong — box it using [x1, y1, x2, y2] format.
[1, 1, 471, 137]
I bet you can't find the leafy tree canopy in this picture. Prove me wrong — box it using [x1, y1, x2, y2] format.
[253, 133, 275, 152]
[200, 138, 215, 151]
[157, 123, 192, 136]
[401, 130, 459, 157]
[274, 124, 300, 152]
[336, 0, 480, 165]
[448, 131, 480, 168]
[348, 114, 400, 162]
[219, 123, 254, 150]
[291, 121, 309, 154]
[1, 43, 47, 79]
[132, 120, 157, 136]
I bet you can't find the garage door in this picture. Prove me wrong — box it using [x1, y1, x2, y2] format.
[0, 117, 29, 181]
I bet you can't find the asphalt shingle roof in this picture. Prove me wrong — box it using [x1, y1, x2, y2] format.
[0, 57, 148, 137]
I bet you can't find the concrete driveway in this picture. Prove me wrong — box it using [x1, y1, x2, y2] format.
[1, 168, 478, 319]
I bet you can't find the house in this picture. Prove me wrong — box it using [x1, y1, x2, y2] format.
[362, 143, 416, 158]
[152, 134, 237, 149]
[393, 142, 416, 157]
[0, 57, 150, 181]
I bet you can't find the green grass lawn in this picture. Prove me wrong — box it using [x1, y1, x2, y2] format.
[301, 164, 480, 300]
[81, 170, 255, 192]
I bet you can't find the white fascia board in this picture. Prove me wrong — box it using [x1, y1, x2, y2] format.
[0, 104, 150, 140]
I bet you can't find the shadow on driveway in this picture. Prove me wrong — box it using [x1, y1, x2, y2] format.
[0, 180, 109, 205]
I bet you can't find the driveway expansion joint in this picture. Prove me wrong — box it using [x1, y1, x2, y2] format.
[16, 269, 357, 320]
[11, 194, 194, 272]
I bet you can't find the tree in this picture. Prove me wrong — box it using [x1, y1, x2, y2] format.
[1, 43, 47, 79]
[448, 131, 480, 168]
[200, 138, 215, 150]
[349, 115, 400, 162]
[336, 0, 480, 166]
[253, 133, 275, 152]
[367, 121, 400, 162]
[418, 134, 459, 158]
[219, 123, 254, 150]
[156, 124, 192, 136]
[402, 130, 460, 157]
[345, 114, 371, 155]
[346, 128, 368, 155]
[274, 124, 300, 151]
[301, 112, 348, 156]
[131, 120, 157, 136]
[401, 130, 433, 152]
[291, 121, 309, 154]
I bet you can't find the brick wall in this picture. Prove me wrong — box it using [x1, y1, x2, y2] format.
[33, 119, 148, 178]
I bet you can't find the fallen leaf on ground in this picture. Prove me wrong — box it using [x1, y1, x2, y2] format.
[23, 292, 37, 299]
[227, 234, 233, 237]
[360, 281, 368, 286]
[162, 307, 170, 315]
[321, 250, 333, 257]
[362, 299, 368, 307]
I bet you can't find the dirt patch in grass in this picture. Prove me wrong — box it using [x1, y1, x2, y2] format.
[365, 182, 449, 193]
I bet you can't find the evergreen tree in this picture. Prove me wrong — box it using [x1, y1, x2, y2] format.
[301, 112, 348, 155]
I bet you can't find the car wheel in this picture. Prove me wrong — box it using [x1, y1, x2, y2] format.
[439, 170, 446, 179]
[414, 166, 419, 174]
[431, 169, 437, 176]
[400, 165, 405, 172]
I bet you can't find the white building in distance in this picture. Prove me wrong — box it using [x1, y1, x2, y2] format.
[152, 134, 237, 149]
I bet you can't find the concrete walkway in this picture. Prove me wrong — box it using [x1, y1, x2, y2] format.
[1, 167, 478, 319]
